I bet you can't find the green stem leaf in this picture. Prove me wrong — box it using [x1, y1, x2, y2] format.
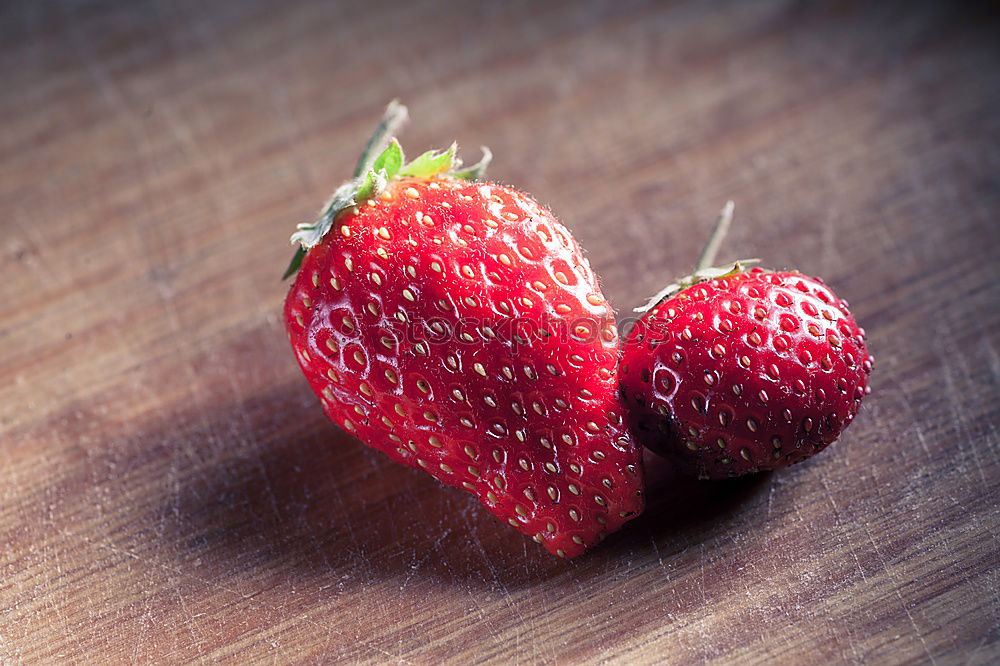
[449, 146, 492, 181]
[282, 246, 307, 280]
[399, 142, 457, 178]
[371, 138, 404, 180]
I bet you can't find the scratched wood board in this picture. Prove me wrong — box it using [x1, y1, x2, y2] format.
[2, 0, 998, 663]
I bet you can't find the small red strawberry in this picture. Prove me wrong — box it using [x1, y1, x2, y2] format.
[620, 203, 873, 479]
[283, 102, 643, 557]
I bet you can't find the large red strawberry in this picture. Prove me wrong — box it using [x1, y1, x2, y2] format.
[620, 203, 873, 479]
[283, 102, 643, 557]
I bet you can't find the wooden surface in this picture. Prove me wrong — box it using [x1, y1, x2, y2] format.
[2, 1, 999, 663]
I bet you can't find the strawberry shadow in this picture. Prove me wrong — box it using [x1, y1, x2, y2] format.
[147, 384, 566, 593]
[595, 452, 772, 560]
[146, 385, 771, 595]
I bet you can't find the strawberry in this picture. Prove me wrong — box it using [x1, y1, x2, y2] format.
[283, 102, 643, 557]
[620, 203, 873, 479]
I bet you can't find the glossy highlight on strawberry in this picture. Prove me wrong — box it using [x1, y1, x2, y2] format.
[283, 103, 643, 557]
[621, 267, 873, 479]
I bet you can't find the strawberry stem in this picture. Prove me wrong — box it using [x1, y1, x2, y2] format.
[633, 201, 760, 313]
[353, 100, 409, 178]
[695, 200, 734, 273]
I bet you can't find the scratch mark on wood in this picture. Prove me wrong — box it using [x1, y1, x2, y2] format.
[862, 524, 937, 665]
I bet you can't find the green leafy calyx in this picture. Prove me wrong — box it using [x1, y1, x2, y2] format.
[283, 101, 492, 279]
[632, 260, 762, 314]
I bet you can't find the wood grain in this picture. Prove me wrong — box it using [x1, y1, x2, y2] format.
[2, 0, 999, 663]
